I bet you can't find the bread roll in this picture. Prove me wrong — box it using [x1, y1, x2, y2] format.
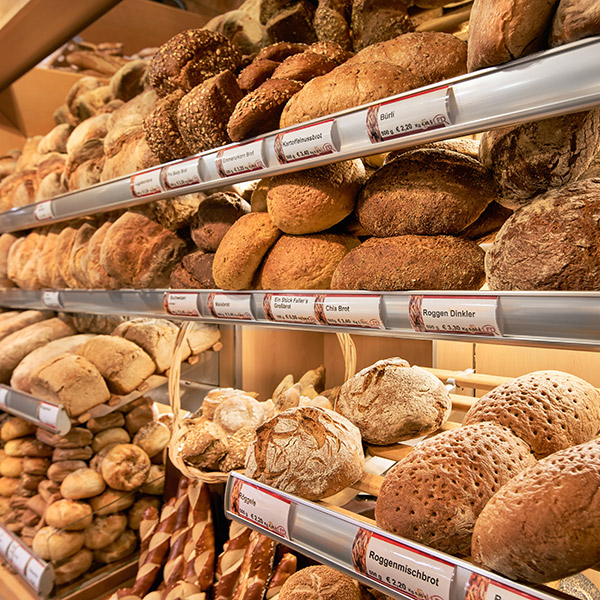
[180, 418, 229, 471]
[26, 494, 47, 517]
[279, 565, 362, 600]
[84, 513, 128, 549]
[36, 426, 93, 449]
[4, 437, 52, 458]
[86, 411, 125, 434]
[23, 457, 50, 476]
[38, 479, 61, 504]
[92, 427, 131, 453]
[375, 422, 536, 555]
[0, 456, 24, 478]
[53, 548, 93, 586]
[213, 393, 266, 436]
[125, 402, 157, 436]
[133, 421, 170, 457]
[0, 476, 19, 496]
[61, 468, 106, 499]
[101, 444, 151, 491]
[53, 446, 93, 461]
[94, 529, 137, 564]
[140, 464, 165, 495]
[220, 425, 256, 472]
[472, 438, 600, 583]
[464, 370, 600, 458]
[550, 0, 600, 46]
[246, 406, 364, 500]
[45, 499, 93, 530]
[90, 488, 135, 515]
[48, 460, 88, 483]
[33, 526, 84, 561]
[1, 417, 36, 441]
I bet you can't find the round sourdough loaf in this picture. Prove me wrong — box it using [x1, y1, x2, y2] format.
[169, 251, 216, 289]
[213, 212, 282, 289]
[472, 438, 600, 583]
[245, 406, 364, 501]
[463, 370, 600, 458]
[374, 422, 536, 555]
[45, 499, 93, 530]
[331, 235, 485, 290]
[266, 160, 364, 235]
[279, 566, 362, 600]
[550, 0, 600, 46]
[485, 179, 600, 290]
[337, 358, 452, 444]
[259, 233, 360, 289]
[357, 149, 496, 236]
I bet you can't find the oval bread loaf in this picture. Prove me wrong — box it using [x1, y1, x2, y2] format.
[61, 468, 106, 499]
[84, 513, 128, 550]
[54, 548, 93, 586]
[90, 489, 135, 515]
[33, 526, 84, 562]
[45, 499, 93, 530]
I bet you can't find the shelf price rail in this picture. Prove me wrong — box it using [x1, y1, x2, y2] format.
[0, 36, 599, 233]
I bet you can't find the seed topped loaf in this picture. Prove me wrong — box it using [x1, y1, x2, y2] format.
[279, 565, 362, 600]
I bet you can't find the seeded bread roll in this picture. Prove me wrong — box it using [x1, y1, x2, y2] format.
[375, 422, 536, 555]
[246, 406, 364, 500]
[280, 565, 362, 600]
[464, 370, 600, 459]
[337, 358, 452, 445]
[357, 149, 496, 236]
[213, 212, 282, 289]
[259, 233, 360, 289]
[467, 0, 559, 72]
[550, 0, 600, 46]
[45, 499, 93, 530]
[331, 235, 485, 291]
[472, 438, 600, 583]
[149, 29, 242, 97]
[256, 41, 310, 62]
[351, 0, 412, 51]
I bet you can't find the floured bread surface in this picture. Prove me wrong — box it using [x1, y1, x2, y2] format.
[245, 406, 364, 500]
[472, 437, 600, 583]
[375, 422, 536, 555]
[463, 370, 600, 458]
[279, 565, 362, 600]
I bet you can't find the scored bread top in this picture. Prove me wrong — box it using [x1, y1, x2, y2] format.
[463, 370, 600, 458]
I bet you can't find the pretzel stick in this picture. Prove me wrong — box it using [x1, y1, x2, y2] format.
[139, 505, 160, 567]
[266, 553, 297, 599]
[213, 522, 253, 600]
[232, 531, 277, 600]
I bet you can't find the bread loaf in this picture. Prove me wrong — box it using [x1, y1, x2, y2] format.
[550, 0, 600, 46]
[84, 513, 128, 549]
[170, 251, 216, 289]
[0, 457, 24, 477]
[22, 456, 49, 475]
[47, 460, 88, 483]
[86, 412, 125, 434]
[0, 234, 17, 287]
[472, 438, 600, 583]
[133, 421, 171, 458]
[53, 446, 93, 461]
[101, 443, 151, 491]
[90, 489, 135, 515]
[0, 476, 19, 496]
[6, 231, 43, 289]
[351, 0, 411, 51]
[279, 565, 362, 600]
[33, 526, 84, 561]
[128, 496, 161, 530]
[69, 223, 97, 288]
[4, 437, 52, 458]
[36, 426, 93, 448]
[82, 220, 119, 289]
[61, 468, 106, 499]
[94, 529, 137, 563]
[179, 418, 229, 470]
[464, 370, 600, 458]
[0, 310, 50, 342]
[375, 422, 536, 555]
[45, 499, 93, 530]
[213, 393, 266, 435]
[1, 417, 36, 441]
[54, 548, 94, 586]
[92, 427, 131, 452]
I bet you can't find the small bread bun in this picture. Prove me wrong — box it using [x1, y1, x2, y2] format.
[140, 464, 165, 495]
[53, 446, 93, 461]
[1, 417, 36, 441]
[91, 427, 131, 453]
[33, 526, 84, 561]
[125, 402, 157, 436]
[127, 496, 161, 530]
[54, 548, 93, 585]
[84, 513, 128, 550]
[279, 565, 362, 600]
[0, 476, 19, 497]
[22, 457, 50, 476]
[36, 427, 93, 448]
[61, 468, 106, 499]
[101, 444, 151, 491]
[5, 437, 52, 458]
[45, 499, 93, 530]
[90, 489, 135, 516]
[133, 421, 170, 458]
[47, 460, 88, 483]
[90, 443, 119, 473]
[86, 412, 125, 434]
[93, 529, 137, 564]
[0, 457, 23, 478]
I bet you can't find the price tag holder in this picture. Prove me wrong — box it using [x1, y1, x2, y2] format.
[0, 527, 13, 553]
[366, 86, 451, 144]
[42, 290, 62, 310]
[25, 557, 45, 590]
[7, 540, 31, 573]
[163, 292, 201, 317]
[315, 294, 384, 329]
[274, 119, 337, 164]
[263, 294, 317, 325]
[33, 200, 54, 222]
[0, 387, 8, 408]
[37, 402, 60, 429]
[229, 477, 291, 539]
[215, 140, 266, 178]
[465, 573, 537, 600]
[130, 167, 163, 198]
[352, 528, 455, 600]
[408, 295, 501, 337]
[207, 293, 253, 321]
[161, 158, 201, 190]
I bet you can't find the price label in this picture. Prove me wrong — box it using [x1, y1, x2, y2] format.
[274, 120, 337, 164]
[366, 86, 451, 144]
[207, 293, 253, 320]
[38, 402, 59, 428]
[263, 294, 317, 325]
[42, 290, 61, 309]
[229, 477, 291, 539]
[215, 140, 266, 177]
[352, 528, 454, 600]
[7, 540, 31, 572]
[0, 388, 7, 407]
[408, 295, 501, 337]
[25, 558, 45, 590]
[130, 167, 163, 198]
[163, 292, 200, 317]
[161, 158, 201, 190]
[465, 573, 536, 600]
[33, 200, 53, 221]
[0, 527, 13, 553]
[315, 294, 384, 329]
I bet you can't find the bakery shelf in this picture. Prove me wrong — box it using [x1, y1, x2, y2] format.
[0, 288, 599, 350]
[224, 471, 563, 600]
[1, 36, 600, 233]
[0, 524, 54, 597]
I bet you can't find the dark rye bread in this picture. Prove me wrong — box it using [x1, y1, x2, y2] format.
[550, 0, 600, 47]
[255, 41, 309, 62]
[169, 251, 215, 289]
[460, 201, 512, 241]
[149, 29, 242, 97]
[374, 422, 536, 555]
[467, 0, 560, 72]
[237, 58, 280, 92]
[357, 149, 496, 236]
[479, 110, 600, 209]
[463, 370, 600, 459]
[472, 438, 600, 583]
[384, 138, 480, 164]
[485, 179, 600, 291]
[271, 50, 338, 82]
[177, 70, 243, 154]
[331, 235, 485, 291]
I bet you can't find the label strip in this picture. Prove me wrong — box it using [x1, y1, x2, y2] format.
[465, 573, 539, 600]
[263, 294, 318, 325]
[315, 294, 384, 329]
[163, 292, 201, 317]
[207, 293, 254, 321]
[161, 157, 201, 190]
[274, 119, 337, 164]
[215, 139, 266, 178]
[130, 167, 163, 198]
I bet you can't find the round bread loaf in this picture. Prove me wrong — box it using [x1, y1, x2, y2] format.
[337, 358, 452, 445]
[479, 110, 600, 209]
[472, 437, 600, 583]
[101, 443, 151, 491]
[133, 421, 171, 458]
[213, 393, 266, 435]
[467, 0, 560, 72]
[149, 29, 242, 97]
[463, 370, 600, 458]
[550, 0, 600, 47]
[94, 529, 137, 564]
[33, 526, 84, 562]
[54, 548, 93, 586]
[485, 179, 600, 291]
[90, 489, 135, 515]
[460, 201, 512, 241]
[179, 418, 229, 470]
[213, 212, 282, 290]
[245, 406, 364, 501]
[170, 251, 216, 289]
[375, 422, 536, 555]
[61, 468, 106, 499]
[331, 235, 485, 290]
[357, 149, 496, 236]
[267, 160, 364, 235]
[384, 138, 481, 164]
[279, 565, 362, 600]
[259, 233, 360, 289]
[84, 513, 128, 550]
[45, 499, 93, 530]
